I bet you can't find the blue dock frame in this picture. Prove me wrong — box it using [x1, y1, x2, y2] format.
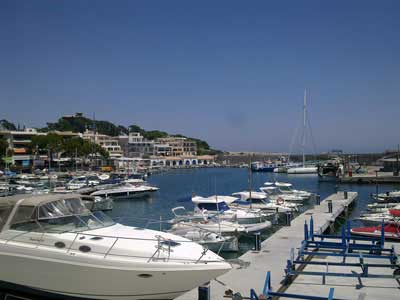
[283, 217, 400, 285]
[249, 271, 335, 300]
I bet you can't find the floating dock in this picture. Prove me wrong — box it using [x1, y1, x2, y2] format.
[177, 191, 399, 300]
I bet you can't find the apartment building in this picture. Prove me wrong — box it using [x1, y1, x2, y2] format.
[82, 130, 123, 159]
[0, 128, 78, 168]
[156, 137, 197, 156]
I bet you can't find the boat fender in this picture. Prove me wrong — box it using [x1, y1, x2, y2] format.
[277, 197, 284, 205]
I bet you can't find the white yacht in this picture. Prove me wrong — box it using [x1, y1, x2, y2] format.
[90, 183, 158, 200]
[231, 191, 298, 212]
[191, 195, 273, 224]
[66, 176, 100, 190]
[265, 181, 313, 199]
[287, 166, 318, 174]
[0, 194, 231, 299]
[259, 186, 304, 203]
[170, 218, 247, 236]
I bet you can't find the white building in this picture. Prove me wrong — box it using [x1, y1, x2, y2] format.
[81, 130, 123, 159]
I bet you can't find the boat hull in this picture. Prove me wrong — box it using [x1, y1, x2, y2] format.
[350, 225, 400, 241]
[94, 190, 155, 200]
[287, 167, 318, 174]
[0, 250, 229, 300]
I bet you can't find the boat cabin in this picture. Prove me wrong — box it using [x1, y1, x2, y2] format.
[261, 186, 283, 196]
[274, 182, 294, 192]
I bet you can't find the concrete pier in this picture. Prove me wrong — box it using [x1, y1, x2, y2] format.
[339, 172, 400, 184]
[176, 191, 399, 300]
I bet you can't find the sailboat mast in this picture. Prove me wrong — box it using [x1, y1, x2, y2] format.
[248, 155, 252, 209]
[302, 89, 307, 167]
[215, 179, 221, 236]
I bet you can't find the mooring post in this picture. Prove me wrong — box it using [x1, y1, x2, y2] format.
[198, 282, 210, 300]
[310, 216, 314, 241]
[285, 212, 292, 226]
[254, 232, 261, 251]
[346, 221, 351, 242]
[316, 194, 321, 205]
[344, 190, 348, 199]
[327, 199, 333, 213]
[304, 221, 309, 241]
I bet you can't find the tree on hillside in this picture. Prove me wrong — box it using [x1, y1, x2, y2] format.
[63, 137, 109, 159]
[0, 119, 17, 131]
[143, 130, 169, 140]
[0, 137, 8, 157]
[43, 115, 128, 136]
[29, 134, 109, 170]
[129, 124, 145, 134]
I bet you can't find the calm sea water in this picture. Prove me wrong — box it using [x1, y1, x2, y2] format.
[105, 168, 399, 256]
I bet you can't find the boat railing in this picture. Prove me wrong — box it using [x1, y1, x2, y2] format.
[1, 229, 219, 265]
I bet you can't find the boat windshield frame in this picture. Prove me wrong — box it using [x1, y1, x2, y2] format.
[196, 201, 230, 212]
[278, 185, 294, 192]
[8, 198, 115, 234]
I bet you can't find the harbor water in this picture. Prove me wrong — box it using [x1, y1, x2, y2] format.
[105, 168, 400, 257]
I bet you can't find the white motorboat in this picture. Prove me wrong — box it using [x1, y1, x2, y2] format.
[231, 191, 298, 212]
[66, 176, 100, 190]
[90, 183, 158, 200]
[123, 178, 146, 185]
[259, 186, 304, 203]
[171, 204, 272, 235]
[356, 212, 395, 224]
[170, 218, 247, 236]
[265, 181, 313, 199]
[372, 191, 400, 202]
[367, 202, 400, 213]
[0, 194, 231, 300]
[191, 195, 273, 224]
[287, 166, 318, 174]
[171, 229, 239, 253]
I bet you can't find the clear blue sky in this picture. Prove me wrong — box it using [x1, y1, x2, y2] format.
[1, 0, 399, 153]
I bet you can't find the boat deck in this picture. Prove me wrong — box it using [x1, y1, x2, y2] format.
[177, 191, 399, 300]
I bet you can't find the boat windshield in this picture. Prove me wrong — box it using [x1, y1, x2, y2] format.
[197, 202, 230, 212]
[10, 198, 115, 233]
[265, 188, 280, 196]
[278, 186, 293, 192]
[0, 205, 13, 232]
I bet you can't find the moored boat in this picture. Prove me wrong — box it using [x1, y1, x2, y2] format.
[0, 194, 231, 300]
[90, 183, 158, 200]
[350, 223, 400, 241]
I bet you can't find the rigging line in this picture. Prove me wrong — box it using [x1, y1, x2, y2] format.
[306, 115, 318, 158]
[288, 115, 302, 161]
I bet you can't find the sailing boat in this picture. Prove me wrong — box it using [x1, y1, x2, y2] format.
[287, 90, 318, 174]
